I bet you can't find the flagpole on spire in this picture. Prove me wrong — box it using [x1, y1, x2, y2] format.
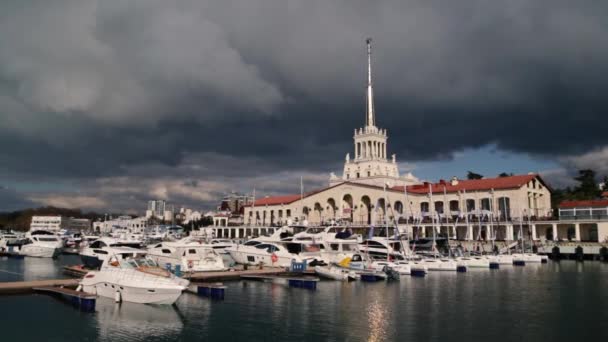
[366, 37, 375, 128]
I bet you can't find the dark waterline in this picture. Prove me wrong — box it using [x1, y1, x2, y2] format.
[1, 256, 607, 341]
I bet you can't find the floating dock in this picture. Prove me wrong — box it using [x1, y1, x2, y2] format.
[188, 283, 227, 300]
[33, 286, 96, 312]
[0, 278, 79, 295]
[241, 274, 319, 290]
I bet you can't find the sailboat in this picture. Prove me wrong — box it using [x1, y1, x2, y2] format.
[511, 209, 544, 264]
[417, 185, 459, 272]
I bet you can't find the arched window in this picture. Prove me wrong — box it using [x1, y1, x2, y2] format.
[434, 201, 444, 214]
[466, 199, 475, 212]
[449, 200, 459, 213]
[420, 202, 429, 213]
[481, 198, 491, 211]
[497, 197, 510, 219]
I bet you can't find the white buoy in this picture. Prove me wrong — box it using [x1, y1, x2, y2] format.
[114, 291, 121, 303]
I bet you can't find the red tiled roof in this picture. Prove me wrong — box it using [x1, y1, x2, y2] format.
[558, 200, 608, 208]
[602, 191, 608, 198]
[393, 174, 540, 194]
[245, 174, 543, 207]
[249, 194, 302, 206]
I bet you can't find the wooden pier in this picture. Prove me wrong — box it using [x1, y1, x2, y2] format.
[63, 265, 289, 281]
[0, 278, 80, 295]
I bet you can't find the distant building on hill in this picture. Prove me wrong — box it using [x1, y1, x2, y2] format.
[30, 216, 91, 232]
[219, 191, 252, 215]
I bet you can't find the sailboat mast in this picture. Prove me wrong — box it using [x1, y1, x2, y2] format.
[429, 184, 437, 258]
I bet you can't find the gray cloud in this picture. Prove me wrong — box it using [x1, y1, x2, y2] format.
[0, 186, 35, 211]
[1, 0, 608, 211]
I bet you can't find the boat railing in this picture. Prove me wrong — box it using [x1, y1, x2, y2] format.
[102, 266, 176, 286]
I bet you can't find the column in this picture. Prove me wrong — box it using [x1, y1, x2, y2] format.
[467, 225, 473, 241]
[531, 224, 537, 240]
[552, 223, 558, 241]
[575, 223, 581, 241]
[506, 225, 514, 241]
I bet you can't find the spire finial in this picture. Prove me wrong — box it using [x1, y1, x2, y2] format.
[366, 37, 375, 128]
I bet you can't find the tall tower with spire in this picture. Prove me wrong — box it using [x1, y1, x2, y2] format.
[330, 38, 417, 187]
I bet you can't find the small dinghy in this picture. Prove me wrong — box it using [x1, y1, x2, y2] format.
[314, 266, 358, 281]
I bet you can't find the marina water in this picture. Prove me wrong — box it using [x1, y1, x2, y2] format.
[1, 256, 606, 341]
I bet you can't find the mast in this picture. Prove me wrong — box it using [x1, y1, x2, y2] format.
[384, 182, 389, 261]
[252, 188, 256, 226]
[365, 38, 375, 128]
[429, 184, 437, 258]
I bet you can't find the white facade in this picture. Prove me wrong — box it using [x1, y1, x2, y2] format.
[244, 176, 552, 227]
[243, 39, 552, 230]
[93, 216, 147, 234]
[68, 218, 91, 231]
[30, 216, 91, 232]
[30, 216, 69, 232]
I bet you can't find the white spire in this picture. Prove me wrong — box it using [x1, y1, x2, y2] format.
[366, 38, 375, 128]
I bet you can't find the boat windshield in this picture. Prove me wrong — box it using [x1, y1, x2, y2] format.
[124, 257, 157, 268]
[305, 228, 325, 234]
[37, 237, 58, 242]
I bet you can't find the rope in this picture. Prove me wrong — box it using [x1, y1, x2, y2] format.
[0, 269, 26, 276]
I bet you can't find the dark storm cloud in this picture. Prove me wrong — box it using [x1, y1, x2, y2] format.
[1, 0, 608, 210]
[0, 186, 35, 212]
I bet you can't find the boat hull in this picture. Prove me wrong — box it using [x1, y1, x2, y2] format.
[80, 270, 187, 305]
[148, 254, 225, 272]
[20, 245, 60, 258]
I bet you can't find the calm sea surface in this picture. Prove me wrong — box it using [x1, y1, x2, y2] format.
[1, 256, 606, 341]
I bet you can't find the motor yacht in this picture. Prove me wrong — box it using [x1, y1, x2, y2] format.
[19, 234, 62, 258]
[369, 260, 412, 275]
[81, 237, 146, 269]
[314, 265, 358, 281]
[455, 255, 491, 268]
[147, 241, 225, 272]
[512, 253, 544, 263]
[79, 248, 189, 305]
[417, 257, 461, 271]
[227, 241, 311, 267]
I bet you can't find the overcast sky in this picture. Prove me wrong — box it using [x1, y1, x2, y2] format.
[1, 0, 608, 213]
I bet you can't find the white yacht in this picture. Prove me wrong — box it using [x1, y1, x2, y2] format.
[512, 253, 544, 263]
[147, 241, 225, 272]
[79, 248, 189, 305]
[227, 241, 310, 267]
[314, 265, 358, 281]
[202, 238, 237, 265]
[358, 237, 408, 260]
[0, 233, 21, 247]
[486, 254, 515, 265]
[293, 226, 362, 243]
[418, 257, 461, 271]
[456, 255, 491, 268]
[81, 238, 145, 269]
[19, 234, 63, 258]
[369, 260, 412, 275]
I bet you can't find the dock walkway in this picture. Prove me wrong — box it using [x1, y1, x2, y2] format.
[0, 278, 79, 295]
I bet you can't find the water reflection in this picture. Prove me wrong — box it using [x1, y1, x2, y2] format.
[22, 257, 58, 280]
[95, 299, 184, 341]
[366, 299, 388, 342]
